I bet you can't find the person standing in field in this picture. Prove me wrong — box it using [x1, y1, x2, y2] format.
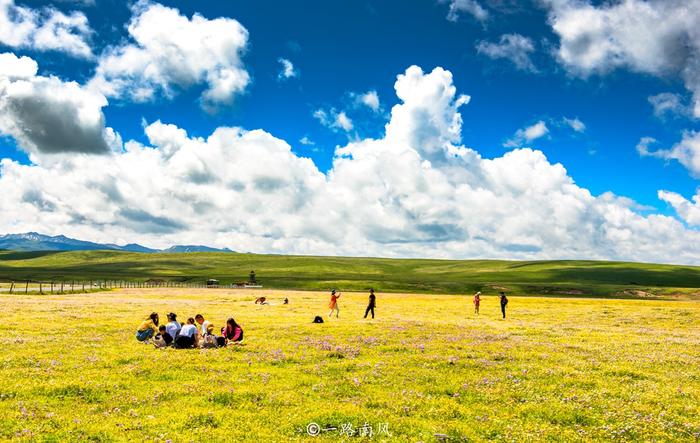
[328, 289, 341, 318]
[473, 291, 481, 314]
[364, 288, 376, 319]
[499, 292, 508, 319]
[135, 312, 159, 342]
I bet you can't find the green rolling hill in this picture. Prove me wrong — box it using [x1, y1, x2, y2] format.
[1, 250, 700, 298]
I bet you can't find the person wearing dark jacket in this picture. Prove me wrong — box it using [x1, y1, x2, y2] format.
[364, 288, 377, 319]
[499, 292, 508, 319]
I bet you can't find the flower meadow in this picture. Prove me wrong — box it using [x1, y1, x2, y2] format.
[0, 288, 699, 442]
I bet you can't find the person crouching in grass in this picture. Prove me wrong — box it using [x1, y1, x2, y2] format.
[135, 312, 159, 343]
[154, 325, 173, 348]
[174, 317, 198, 349]
[200, 324, 219, 348]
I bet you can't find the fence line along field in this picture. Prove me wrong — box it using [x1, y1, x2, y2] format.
[1, 287, 699, 441]
[3, 250, 700, 297]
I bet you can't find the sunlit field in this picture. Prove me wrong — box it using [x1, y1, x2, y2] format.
[1, 288, 699, 442]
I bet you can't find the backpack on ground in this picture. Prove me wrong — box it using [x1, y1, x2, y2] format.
[313, 316, 324, 323]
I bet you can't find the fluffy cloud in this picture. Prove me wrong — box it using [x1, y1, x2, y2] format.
[313, 108, 354, 132]
[357, 90, 380, 111]
[0, 52, 119, 156]
[545, 0, 700, 117]
[278, 58, 297, 80]
[2, 65, 700, 263]
[658, 190, 700, 226]
[0, 0, 92, 58]
[648, 92, 692, 119]
[504, 120, 549, 147]
[440, 0, 488, 22]
[563, 117, 585, 133]
[476, 34, 537, 72]
[88, 1, 249, 110]
[637, 132, 700, 178]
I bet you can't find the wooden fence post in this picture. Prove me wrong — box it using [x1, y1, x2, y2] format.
[9, 281, 14, 294]
[39, 282, 43, 294]
[60, 281, 64, 293]
[51, 281, 54, 294]
[82, 282, 85, 292]
[25, 281, 28, 294]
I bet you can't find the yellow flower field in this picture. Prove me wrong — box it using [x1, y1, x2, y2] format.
[1, 289, 699, 442]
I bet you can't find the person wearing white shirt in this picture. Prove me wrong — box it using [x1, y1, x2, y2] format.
[165, 312, 181, 339]
[195, 314, 210, 336]
[174, 318, 198, 348]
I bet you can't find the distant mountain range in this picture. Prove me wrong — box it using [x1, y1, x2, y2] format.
[0, 233, 233, 253]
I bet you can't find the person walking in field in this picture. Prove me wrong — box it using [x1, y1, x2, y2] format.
[499, 292, 508, 319]
[135, 312, 159, 342]
[328, 289, 341, 318]
[364, 288, 376, 319]
[473, 291, 481, 314]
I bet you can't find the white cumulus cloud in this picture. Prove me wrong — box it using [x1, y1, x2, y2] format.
[0, 0, 93, 58]
[545, 0, 700, 118]
[563, 117, 585, 132]
[637, 132, 700, 178]
[504, 120, 549, 147]
[440, 0, 489, 22]
[278, 58, 297, 80]
[648, 92, 692, 119]
[313, 108, 354, 132]
[476, 33, 537, 72]
[88, 1, 249, 110]
[2, 65, 700, 263]
[358, 90, 380, 111]
[0, 52, 119, 156]
[658, 190, 700, 226]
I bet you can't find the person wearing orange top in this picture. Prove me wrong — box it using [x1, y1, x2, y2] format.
[473, 291, 481, 314]
[328, 289, 341, 318]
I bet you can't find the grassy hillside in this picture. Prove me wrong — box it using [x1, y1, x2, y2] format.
[1, 250, 700, 297]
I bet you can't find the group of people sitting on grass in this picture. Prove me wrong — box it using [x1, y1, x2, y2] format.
[135, 312, 243, 348]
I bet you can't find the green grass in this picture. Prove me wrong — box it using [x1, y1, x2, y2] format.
[1, 288, 699, 441]
[1, 250, 700, 297]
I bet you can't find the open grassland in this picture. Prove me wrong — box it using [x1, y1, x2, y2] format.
[1, 289, 699, 442]
[2, 250, 700, 297]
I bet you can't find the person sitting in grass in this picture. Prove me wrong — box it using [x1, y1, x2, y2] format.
[165, 312, 181, 339]
[195, 314, 210, 337]
[328, 289, 341, 318]
[135, 312, 159, 342]
[154, 325, 173, 348]
[473, 291, 481, 315]
[220, 318, 243, 345]
[200, 324, 219, 348]
[174, 317, 198, 349]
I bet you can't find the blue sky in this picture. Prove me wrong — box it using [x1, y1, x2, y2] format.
[1, 0, 700, 262]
